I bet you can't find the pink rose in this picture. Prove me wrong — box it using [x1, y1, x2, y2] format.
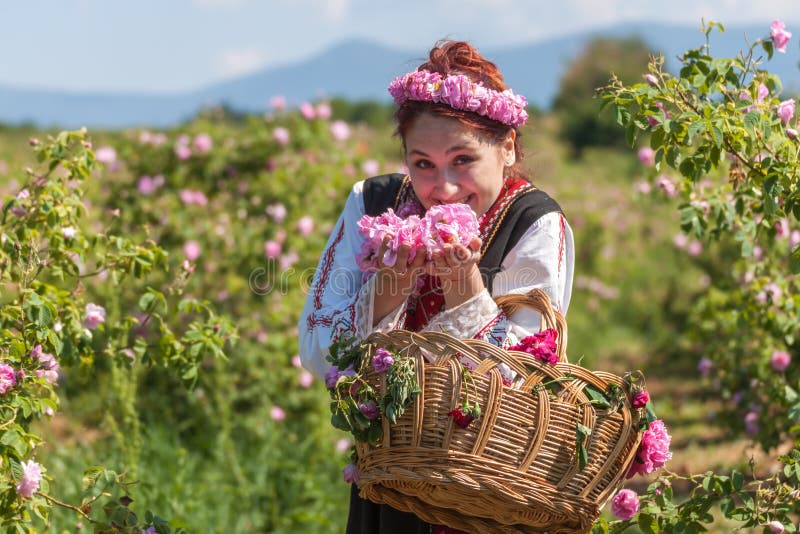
[632, 390, 650, 409]
[299, 371, 314, 388]
[611, 489, 640, 520]
[687, 241, 703, 257]
[775, 218, 790, 237]
[16, 460, 43, 498]
[60, 227, 77, 239]
[315, 102, 332, 120]
[264, 240, 282, 259]
[361, 159, 380, 176]
[183, 240, 201, 261]
[175, 144, 192, 160]
[342, 464, 359, 484]
[372, 348, 395, 373]
[777, 99, 795, 125]
[137, 175, 159, 195]
[771, 350, 791, 372]
[771, 20, 792, 53]
[94, 146, 117, 164]
[790, 230, 800, 248]
[299, 102, 315, 120]
[266, 203, 287, 223]
[325, 364, 355, 389]
[358, 400, 379, 420]
[744, 410, 759, 435]
[508, 329, 559, 364]
[0, 363, 16, 394]
[33, 346, 60, 384]
[297, 216, 314, 236]
[627, 419, 672, 478]
[768, 520, 785, 533]
[272, 127, 290, 146]
[270, 406, 286, 421]
[84, 303, 106, 330]
[330, 120, 351, 141]
[193, 133, 212, 154]
[270, 95, 286, 111]
[637, 147, 655, 166]
[655, 175, 677, 197]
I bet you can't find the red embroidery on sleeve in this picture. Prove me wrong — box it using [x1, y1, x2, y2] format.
[312, 221, 345, 312]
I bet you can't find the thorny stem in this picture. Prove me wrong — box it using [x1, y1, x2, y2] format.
[37, 492, 101, 523]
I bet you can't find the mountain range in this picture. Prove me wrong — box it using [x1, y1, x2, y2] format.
[2, 22, 798, 129]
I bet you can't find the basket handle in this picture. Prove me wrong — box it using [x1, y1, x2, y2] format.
[493, 288, 568, 364]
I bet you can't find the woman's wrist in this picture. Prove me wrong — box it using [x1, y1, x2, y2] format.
[442, 266, 485, 310]
[372, 269, 418, 326]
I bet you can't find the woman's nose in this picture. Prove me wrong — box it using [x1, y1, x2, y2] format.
[435, 174, 460, 200]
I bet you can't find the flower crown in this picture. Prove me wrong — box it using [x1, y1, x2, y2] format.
[388, 69, 529, 127]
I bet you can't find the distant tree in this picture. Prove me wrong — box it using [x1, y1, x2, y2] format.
[553, 36, 653, 154]
[329, 98, 393, 128]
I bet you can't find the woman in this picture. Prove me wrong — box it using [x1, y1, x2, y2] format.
[298, 40, 574, 533]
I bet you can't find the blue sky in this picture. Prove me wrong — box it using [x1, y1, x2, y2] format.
[2, 0, 799, 93]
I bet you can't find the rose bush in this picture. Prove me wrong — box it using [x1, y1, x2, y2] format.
[596, 18, 800, 532]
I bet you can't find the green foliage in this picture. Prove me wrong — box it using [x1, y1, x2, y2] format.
[554, 36, 654, 153]
[0, 130, 233, 531]
[598, 18, 800, 532]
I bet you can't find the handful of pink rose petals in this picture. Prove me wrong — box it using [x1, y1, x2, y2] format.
[356, 203, 479, 272]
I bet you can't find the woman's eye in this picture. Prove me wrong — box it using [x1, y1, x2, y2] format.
[414, 159, 433, 169]
[454, 155, 474, 165]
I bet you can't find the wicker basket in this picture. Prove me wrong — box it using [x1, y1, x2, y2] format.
[354, 289, 643, 533]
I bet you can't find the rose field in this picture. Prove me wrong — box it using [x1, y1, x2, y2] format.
[1, 22, 800, 533]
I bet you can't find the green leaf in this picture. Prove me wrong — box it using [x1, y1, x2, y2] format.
[762, 39, 774, 59]
[687, 121, 704, 144]
[731, 470, 743, 491]
[790, 244, 800, 275]
[638, 513, 659, 534]
[575, 423, 592, 471]
[583, 385, 612, 409]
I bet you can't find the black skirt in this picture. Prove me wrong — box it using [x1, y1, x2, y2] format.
[345, 484, 432, 534]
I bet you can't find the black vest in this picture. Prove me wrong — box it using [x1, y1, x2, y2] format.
[363, 173, 563, 293]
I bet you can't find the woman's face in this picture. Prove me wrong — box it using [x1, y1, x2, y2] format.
[403, 113, 515, 217]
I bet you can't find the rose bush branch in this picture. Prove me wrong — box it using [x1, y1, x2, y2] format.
[0, 130, 234, 531]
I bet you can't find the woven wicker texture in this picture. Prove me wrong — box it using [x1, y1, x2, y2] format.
[355, 289, 643, 533]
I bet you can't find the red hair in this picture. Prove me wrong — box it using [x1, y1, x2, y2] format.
[394, 40, 527, 180]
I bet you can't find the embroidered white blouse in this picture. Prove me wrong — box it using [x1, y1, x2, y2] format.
[298, 179, 575, 381]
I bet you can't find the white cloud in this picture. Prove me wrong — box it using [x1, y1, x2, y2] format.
[214, 48, 270, 78]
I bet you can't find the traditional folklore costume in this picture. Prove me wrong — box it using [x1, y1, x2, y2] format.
[298, 172, 575, 533]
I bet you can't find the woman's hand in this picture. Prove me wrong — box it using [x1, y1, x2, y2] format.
[428, 236, 486, 309]
[371, 239, 427, 327]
